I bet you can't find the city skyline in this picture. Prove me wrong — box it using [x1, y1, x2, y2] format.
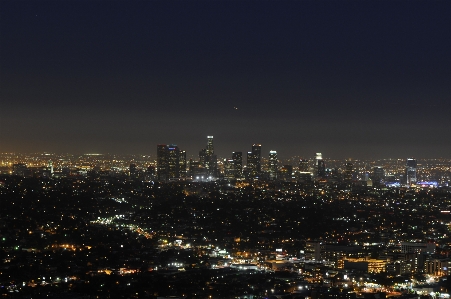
[1, 1, 451, 159]
[0, 138, 449, 162]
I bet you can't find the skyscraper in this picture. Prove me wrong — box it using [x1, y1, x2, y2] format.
[344, 162, 353, 182]
[199, 136, 217, 178]
[199, 148, 207, 167]
[372, 166, 385, 184]
[299, 159, 309, 172]
[157, 144, 169, 181]
[232, 151, 243, 179]
[206, 136, 214, 156]
[268, 150, 278, 180]
[167, 145, 181, 180]
[315, 153, 326, 178]
[179, 150, 187, 178]
[406, 158, 417, 185]
[157, 144, 184, 181]
[246, 144, 261, 179]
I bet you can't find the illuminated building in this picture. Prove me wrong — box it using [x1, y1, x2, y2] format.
[401, 242, 435, 254]
[157, 144, 184, 181]
[206, 136, 214, 156]
[246, 144, 261, 179]
[179, 150, 187, 178]
[232, 151, 243, 179]
[425, 258, 449, 276]
[344, 162, 353, 182]
[199, 136, 217, 178]
[268, 150, 278, 180]
[406, 158, 417, 184]
[223, 159, 235, 180]
[299, 159, 309, 172]
[199, 149, 207, 167]
[305, 241, 321, 261]
[372, 166, 385, 184]
[342, 257, 387, 273]
[315, 153, 326, 178]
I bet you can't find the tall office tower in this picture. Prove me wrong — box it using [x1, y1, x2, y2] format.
[206, 136, 214, 156]
[199, 136, 217, 177]
[179, 150, 187, 178]
[232, 151, 243, 178]
[199, 148, 207, 166]
[344, 162, 353, 182]
[223, 159, 232, 179]
[157, 144, 182, 181]
[315, 153, 326, 178]
[372, 166, 385, 184]
[246, 144, 262, 179]
[268, 150, 278, 180]
[157, 145, 169, 181]
[167, 145, 180, 180]
[406, 158, 417, 185]
[299, 159, 309, 172]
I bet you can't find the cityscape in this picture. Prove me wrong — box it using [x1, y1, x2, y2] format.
[2, 0, 451, 299]
[1, 136, 451, 298]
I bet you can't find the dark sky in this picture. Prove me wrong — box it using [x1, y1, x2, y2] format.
[1, 1, 450, 160]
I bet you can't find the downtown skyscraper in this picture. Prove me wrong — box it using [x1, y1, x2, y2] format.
[268, 150, 278, 180]
[246, 144, 262, 179]
[199, 136, 217, 178]
[406, 158, 417, 185]
[157, 144, 186, 181]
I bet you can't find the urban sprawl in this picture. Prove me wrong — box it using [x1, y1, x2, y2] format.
[1, 136, 451, 299]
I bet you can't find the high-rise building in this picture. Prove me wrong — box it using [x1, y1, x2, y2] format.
[206, 136, 214, 156]
[372, 166, 385, 184]
[179, 150, 187, 178]
[199, 136, 217, 178]
[268, 150, 278, 180]
[232, 151, 243, 179]
[223, 159, 234, 180]
[167, 145, 180, 180]
[299, 159, 309, 172]
[157, 145, 169, 181]
[406, 158, 417, 184]
[199, 148, 208, 167]
[246, 144, 262, 179]
[344, 162, 353, 182]
[315, 153, 326, 178]
[157, 144, 184, 181]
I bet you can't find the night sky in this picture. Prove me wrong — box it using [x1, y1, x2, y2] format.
[1, 1, 450, 160]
